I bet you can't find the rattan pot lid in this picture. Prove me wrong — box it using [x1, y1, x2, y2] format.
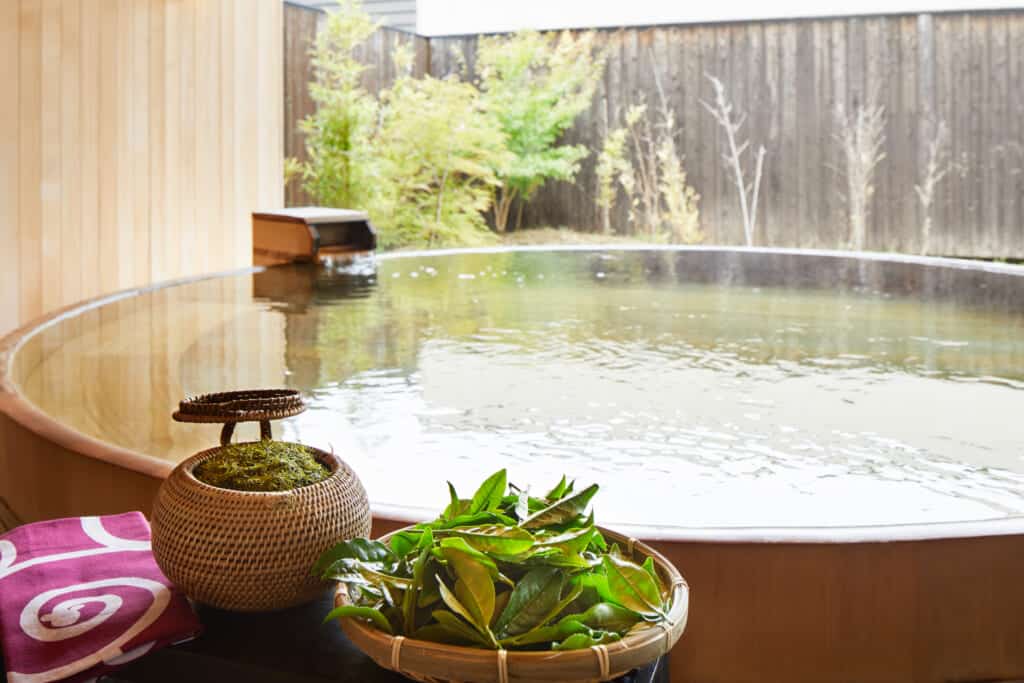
[173, 389, 305, 424]
[173, 389, 306, 446]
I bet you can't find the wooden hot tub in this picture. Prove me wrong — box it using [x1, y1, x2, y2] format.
[2, 247, 1023, 682]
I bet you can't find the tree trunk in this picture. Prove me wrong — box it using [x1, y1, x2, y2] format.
[493, 186, 517, 233]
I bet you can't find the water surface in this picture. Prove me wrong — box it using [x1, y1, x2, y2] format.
[14, 249, 1024, 527]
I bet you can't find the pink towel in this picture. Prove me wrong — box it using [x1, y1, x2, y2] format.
[0, 512, 201, 682]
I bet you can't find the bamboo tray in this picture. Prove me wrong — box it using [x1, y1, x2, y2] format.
[333, 526, 689, 683]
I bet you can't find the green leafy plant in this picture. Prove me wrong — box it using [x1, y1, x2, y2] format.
[372, 68, 511, 248]
[291, 2, 509, 249]
[318, 470, 672, 650]
[293, 0, 380, 212]
[477, 31, 606, 233]
[597, 87, 702, 243]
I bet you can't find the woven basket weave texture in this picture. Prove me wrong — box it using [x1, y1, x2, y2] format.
[152, 445, 372, 612]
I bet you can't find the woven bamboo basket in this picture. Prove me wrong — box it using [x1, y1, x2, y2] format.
[334, 526, 689, 683]
[151, 390, 372, 612]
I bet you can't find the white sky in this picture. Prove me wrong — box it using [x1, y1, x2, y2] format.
[417, 0, 1022, 36]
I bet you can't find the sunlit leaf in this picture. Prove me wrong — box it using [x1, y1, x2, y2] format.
[563, 602, 641, 632]
[538, 524, 596, 554]
[443, 545, 497, 629]
[544, 475, 568, 501]
[450, 525, 536, 555]
[601, 555, 664, 617]
[522, 484, 599, 529]
[552, 630, 621, 650]
[469, 469, 507, 514]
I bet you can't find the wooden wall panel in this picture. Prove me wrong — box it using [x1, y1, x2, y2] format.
[0, 2, 19, 334]
[0, 0, 284, 338]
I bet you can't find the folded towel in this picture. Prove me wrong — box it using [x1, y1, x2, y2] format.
[0, 512, 201, 683]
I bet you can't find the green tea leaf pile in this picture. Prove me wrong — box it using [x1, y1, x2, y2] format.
[193, 441, 329, 492]
[318, 470, 672, 650]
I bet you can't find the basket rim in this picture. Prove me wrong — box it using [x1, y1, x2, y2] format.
[332, 524, 689, 669]
[176, 442, 346, 497]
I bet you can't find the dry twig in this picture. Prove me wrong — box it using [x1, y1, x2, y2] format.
[701, 74, 765, 246]
[834, 98, 886, 251]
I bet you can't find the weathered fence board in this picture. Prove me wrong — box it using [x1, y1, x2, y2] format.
[284, 5, 1024, 258]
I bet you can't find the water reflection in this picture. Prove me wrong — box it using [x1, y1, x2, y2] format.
[13, 249, 1024, 527]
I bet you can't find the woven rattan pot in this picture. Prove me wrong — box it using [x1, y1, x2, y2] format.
[334, 526, 689, 683]
[151, 390, 372, 612]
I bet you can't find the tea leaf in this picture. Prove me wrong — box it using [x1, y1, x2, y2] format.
[402, 538, 433, 632]
[389, 530, 422, 557]
[439, 510, 518, 529]
[576, 572, 617, 604]
[564, 602, 641, 632]
[492, 590, 511, 628]
[449, 525, 535, 555]
[322, 605, 393, 634]
[436, 575, 480, 628]
[443, 545, 497, 629]
[545, 475, 569, 500]
[522, 484, 599, 529]
[601, 555, 664, 617]
[417, 571, 441, 608]
[438, 537, 501, 579]
[589, 529, 609, 552]
[552, 630, 621, 650]
[538, 524, 596, 554]
[328, 560, 413, 590]
[500, 618, 590, 647]
[641, 555, 664, 593]
[523, 548, 599, 570]
[443, 481, 468, 520]
[469, 469, 507, 513]
[315, 538, 395, 577]
[430, 610, 493, 648]
[493, 566, 565, 637]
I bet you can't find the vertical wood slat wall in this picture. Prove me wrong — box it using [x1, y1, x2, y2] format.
[0, 0, 284, 338]
[429, 12, 1024, 258]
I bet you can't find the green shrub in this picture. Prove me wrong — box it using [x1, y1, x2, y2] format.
[295, 0, 380, 211]
[291, 2, 604, 247]
[477, 31, 605, 232]
[373, 68, 511, 248]
[596, 98, 701, 243]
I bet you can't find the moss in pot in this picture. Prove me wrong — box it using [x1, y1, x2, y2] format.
[194, 440, 330, 492]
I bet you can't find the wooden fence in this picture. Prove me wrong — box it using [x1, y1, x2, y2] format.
[284, 4, 1024, 258]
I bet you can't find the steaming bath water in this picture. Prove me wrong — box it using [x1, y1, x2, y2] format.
[14, 249, 1024, 528]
